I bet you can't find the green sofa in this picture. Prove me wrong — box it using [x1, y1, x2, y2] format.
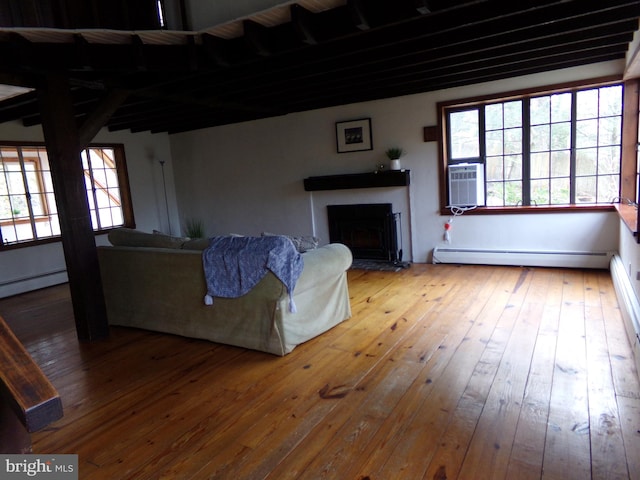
[97, 229, 353, 355]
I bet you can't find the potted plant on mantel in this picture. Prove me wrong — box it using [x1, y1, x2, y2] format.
[385, 147, 404, 170]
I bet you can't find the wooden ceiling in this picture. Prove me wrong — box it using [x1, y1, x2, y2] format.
[0, 0, 638, 135]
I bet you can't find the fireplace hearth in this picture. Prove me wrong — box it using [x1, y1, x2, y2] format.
[327, 203, 405, 264]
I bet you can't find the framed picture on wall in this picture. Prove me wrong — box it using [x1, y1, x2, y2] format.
[335, 118, 373, 153]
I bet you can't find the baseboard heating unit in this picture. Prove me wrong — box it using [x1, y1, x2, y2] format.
[432, 246, 613, 269]
[610, 255, 640, 375]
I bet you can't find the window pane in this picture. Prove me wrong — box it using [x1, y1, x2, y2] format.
[599, 85, 622, 116]
[531, 179, 549, 204]
[503, 101, 522, 128]
[98, 208, 113, 227]
[550, 177, 570, 204]
[576, 176, 596, 203]
[504, 181, 522, 205]
[551, 151, 570, 177]
[504, 128, 522, 155]
[597, 174, 619, 203]
[576, 148, 597, 176]
[6, 171, 25, 194]
[530, 96, 550, 125]
[576, 119, 597, 148]
[531, 152, 549, 179]
[81, 151, 90, 169]
[95, 189, 111, 209]
[90, 209, 98, 229]
[597, 146, 620, 174]
[530, 125, 549, 152]
[598, 117, 621, 146]
[505, 155, 522, 180]
[550, 122, 571, 150]
[449, 110, 479, 159]
[486, 156, 504, 181]
[485, 104, 503, 130]
[551, 93, 572, 122]
[15, 223, 34, 241]
[35, 218, 54, 238]
[9, 194, 28, 218]
[46, 192, 57, 214]
[577, 89, 599, 119]
[2, 223, 17, 243]
[486, 130, 503, 156]
[486, 182, 504, 206]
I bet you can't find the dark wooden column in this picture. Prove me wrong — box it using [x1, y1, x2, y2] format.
[37, 73, 109, 341]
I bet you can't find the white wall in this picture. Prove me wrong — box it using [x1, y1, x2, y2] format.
[0, 122, 178, 297]
[171, 60, 625, 264]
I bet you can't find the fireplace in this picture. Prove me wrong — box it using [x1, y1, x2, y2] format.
[327, 203, 401, 262]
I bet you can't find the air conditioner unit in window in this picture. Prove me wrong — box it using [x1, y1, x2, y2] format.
[448, 163, 485, 207]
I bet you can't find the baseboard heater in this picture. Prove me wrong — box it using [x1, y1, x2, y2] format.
[610, 255, 640, 375]
[0, 268, 68, 299]
[432, 246, 613, 269]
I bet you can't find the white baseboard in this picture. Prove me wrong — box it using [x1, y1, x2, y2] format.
[0, 269, 68, 299]
[432, 246, 613, 269]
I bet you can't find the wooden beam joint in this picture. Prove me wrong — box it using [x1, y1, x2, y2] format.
[291, 4, 318, 45]
[348, 0, 370, 30]
[243, 19, 272, 57]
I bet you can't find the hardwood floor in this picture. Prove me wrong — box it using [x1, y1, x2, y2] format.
[1, 264, 639, 479]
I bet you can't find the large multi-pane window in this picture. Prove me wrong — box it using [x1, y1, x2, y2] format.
[0, 144, 132, 246]
[444, 83, 623, 207]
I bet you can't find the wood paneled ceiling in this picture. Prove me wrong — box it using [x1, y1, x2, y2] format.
[0, 0, 638, 135]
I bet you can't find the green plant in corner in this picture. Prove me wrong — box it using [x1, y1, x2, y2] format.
[184, 218, 205, 238]
[385, 147, 404, 160]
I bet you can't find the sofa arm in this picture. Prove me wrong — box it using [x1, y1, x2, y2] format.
[295, 243, 352, 293]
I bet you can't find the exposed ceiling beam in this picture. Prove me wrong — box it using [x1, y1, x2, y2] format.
[0, 0, 637, 134]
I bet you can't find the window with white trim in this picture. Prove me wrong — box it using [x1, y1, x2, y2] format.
[443, 83, 623, 208]
[0, 144, 133, 247]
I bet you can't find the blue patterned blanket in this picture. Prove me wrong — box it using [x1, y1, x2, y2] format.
[202, 235, 304, 312]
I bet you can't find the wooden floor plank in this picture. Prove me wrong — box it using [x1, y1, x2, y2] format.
[355, 267, 520, 479]
[542, 271, 592, 480]
[453, 267, 544, 480]
[0, 264, 638, 479]
[506, 268, 563, 479]
[617, 394, 640, 479]
[257, 266, 474, 480]
[584, 271, 630, 480]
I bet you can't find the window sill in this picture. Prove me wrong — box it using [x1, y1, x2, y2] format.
[614, 203, 638, 237]
[440, 204, 617, 216]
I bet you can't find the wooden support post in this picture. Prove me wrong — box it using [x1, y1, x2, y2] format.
[36, 73, 109, 341]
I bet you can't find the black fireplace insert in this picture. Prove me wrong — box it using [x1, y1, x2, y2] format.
[327, 203, 401, 262]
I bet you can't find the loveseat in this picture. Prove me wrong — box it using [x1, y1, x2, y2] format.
[97, 229, 353, 355]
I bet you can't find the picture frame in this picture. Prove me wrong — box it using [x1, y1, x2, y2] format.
[335, 118, 373, 153]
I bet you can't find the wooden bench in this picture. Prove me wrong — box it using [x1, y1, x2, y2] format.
[0, 314, 63, 453]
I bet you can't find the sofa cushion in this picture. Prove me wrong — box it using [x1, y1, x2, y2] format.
[108, 228, 189, 249]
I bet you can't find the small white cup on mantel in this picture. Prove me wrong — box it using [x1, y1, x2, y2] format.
[390, 159, 401, 170]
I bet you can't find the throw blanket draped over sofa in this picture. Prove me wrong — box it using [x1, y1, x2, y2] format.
[97, 229, 352, 355]
[202, 235, 304, 312]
